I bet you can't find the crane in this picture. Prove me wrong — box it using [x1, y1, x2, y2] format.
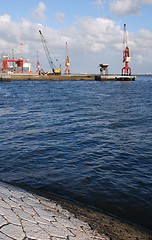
[64, 42, 70, 74]
[36, 50, 45, 75]
[39, 30, 61, 75]
[36, 50, 41, 74]
[121, 24, 132, 76]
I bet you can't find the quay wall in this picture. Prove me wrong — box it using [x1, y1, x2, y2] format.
[0, 74, 136, 81]
[11, 74, 95, 81]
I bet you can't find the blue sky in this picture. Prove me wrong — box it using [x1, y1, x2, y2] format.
[0, 0, 152, 74]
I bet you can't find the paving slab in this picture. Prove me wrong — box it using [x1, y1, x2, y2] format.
[0, 181, 108, 240]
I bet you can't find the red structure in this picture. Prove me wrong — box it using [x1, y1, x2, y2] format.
[121, 24, 132, 75]
[2, 58, 24, 73]
[36, 51, 41, 73]
[64, 42, 70, 74]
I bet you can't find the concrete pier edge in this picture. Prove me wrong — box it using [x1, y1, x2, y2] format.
[0, 74, 136, 81]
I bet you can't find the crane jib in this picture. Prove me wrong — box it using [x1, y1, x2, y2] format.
[39, 30, 61, 75]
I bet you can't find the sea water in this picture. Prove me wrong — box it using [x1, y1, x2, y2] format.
[0, 76, 152, 232]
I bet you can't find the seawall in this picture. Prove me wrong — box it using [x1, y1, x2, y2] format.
[0, 181, 151, 240]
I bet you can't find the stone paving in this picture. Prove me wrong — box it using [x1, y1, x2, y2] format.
[0, 181, 110, 240]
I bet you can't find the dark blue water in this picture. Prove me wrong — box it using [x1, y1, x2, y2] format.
[0, 76, 152, 232]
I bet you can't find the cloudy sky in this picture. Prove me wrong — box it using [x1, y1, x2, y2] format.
[0, 0, 152, 74]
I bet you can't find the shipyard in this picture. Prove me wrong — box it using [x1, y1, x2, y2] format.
[0, 24, 136, 82]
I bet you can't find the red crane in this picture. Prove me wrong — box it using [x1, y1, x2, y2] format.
[121, 24, 132, 75]
[36, 51, 41, 74]
[64, 42, 70, 74]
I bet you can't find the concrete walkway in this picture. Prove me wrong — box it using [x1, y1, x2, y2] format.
[0, 181, 109, 240]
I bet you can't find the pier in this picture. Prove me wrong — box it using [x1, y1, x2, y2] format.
[1, 73, 136, 81]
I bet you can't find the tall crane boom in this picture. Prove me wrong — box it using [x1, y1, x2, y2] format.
[123, 23, 128, 49]
[39, 30, 61, 75]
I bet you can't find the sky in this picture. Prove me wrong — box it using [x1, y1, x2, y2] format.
[0, 0, 152, 74]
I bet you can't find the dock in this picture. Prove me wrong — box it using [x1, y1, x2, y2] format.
[1, 73, 136, 81]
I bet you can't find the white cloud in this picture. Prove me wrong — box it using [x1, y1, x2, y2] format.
[128, 28, 152, 72]
[94, 0, 105, 7]
[56, 12, 65, 23]
[110, 0, 140, 16]
[0, 14, 11, 24]
[75, 17, 122, 53]
[140, 0, 152, 3]
[0, 15, 40, 57]
[138, 28, 152, 39]
[32, 1, 46, 21]
[135, 54, 144, 64]
[134, 29, 152, 51]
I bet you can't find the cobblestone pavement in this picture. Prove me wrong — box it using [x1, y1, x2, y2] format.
[0, 182, 110, 240]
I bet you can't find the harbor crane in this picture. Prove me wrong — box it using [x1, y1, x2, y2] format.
[36, 50, 41, 73]
[64, 42, 70, 74]
[121, 24, 132, 75]
[36, 50, 45, 75]
[39, 30, 61, 75]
